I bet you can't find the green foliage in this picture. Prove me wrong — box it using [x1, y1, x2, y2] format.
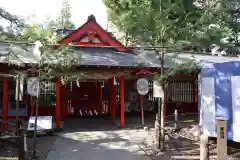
[22, 22, 65, 43]
[218, 0, 240, 55]
[0, 8, 79, 85]
[104, 0, 204, 81]
[104, 0, 237, 52]
[55, 0, 75, 30]
[105, 0, 207, 49]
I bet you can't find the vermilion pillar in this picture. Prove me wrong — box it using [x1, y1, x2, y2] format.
[60, 85, 65, 121]
[64, 85, 68, 119]
[2, 80, 8, 131]
[111, 79, 116, 119]
[56, 79, 61, 129]
[108, 78, 116, 119]
[120, 76, 125, 127]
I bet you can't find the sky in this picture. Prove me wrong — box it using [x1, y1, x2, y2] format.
[0, 0, 109, 29]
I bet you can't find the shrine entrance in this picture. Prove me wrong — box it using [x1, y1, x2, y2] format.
[70, 81, 108, 117]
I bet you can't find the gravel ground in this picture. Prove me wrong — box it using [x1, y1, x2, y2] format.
[0, 119, 60, 160]
[1, 115, 240, 160]
[124, 115, 240, 160]
[0, 133, 57, 160]
[123, 114, 240, 160]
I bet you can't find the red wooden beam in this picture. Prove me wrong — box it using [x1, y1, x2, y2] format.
[112, 80, 116, 119]
[120, 76, 125, 127]
[108, 79, 112, 117]
[133, 69, 156, 76]
[73, 41, 107, 46]
[60, 85, 65, 121]
[56, 79, 61, 129]
[108, 78, 116, 119]
[64, 85, 68, 119]
[1, 80, 8, 131]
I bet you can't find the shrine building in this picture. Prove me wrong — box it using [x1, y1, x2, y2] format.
[2, 15, 234, 130]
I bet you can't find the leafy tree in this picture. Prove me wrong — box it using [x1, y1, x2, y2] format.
[0, 8, 79, 158]
[104, 0, 233, 52]
[217, 0, 240, 55]
[0, 11, 79, 84]
[55, 1, 75, 30]
[104, 0, 204, 150]
[0, 7, 24, 27]
[0, 7, 25, 40]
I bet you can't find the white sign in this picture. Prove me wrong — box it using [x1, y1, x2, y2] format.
[216, 117, 228, 160]
[27, 77, 39, 97]
[137, 78, 149, 95]
[27, 116, 52, 131]
[153, 81, 164, 98]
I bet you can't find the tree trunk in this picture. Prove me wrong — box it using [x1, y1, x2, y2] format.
[160, 49, 165, 151]
[154, 49, 165, 151]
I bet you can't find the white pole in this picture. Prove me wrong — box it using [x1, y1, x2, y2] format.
[200, 134, 209, 160]
[174, 109, 178, 130]
[216, 117, 228, 160]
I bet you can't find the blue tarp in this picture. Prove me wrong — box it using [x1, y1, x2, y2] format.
[199, 61, 240, 142]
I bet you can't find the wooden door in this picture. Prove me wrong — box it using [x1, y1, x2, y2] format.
[71, 82, 101, 116]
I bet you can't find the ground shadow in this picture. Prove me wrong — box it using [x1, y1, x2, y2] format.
[45, 117, 153, 160]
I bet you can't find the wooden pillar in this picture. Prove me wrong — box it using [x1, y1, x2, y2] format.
[56, 79, 61, 129]
[192, 80, 195, 104]
[30, 96, 35, 116]
[108, 78, 116, 119]
[108, 79, 112, 117]
[100, 82, 103, 109]
[195, 79, 198, 107]
[60, 85, 65, 121]
[68, 81, 72, 114]
[112, 79, 116, 119]
[164, 90, 167, 122]
[64, 85, 68, 119]
[2, 80, 8, 131]
[120, 76, 125, 127]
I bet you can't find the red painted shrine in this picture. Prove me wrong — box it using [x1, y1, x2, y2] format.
[0, 15, 198, 131]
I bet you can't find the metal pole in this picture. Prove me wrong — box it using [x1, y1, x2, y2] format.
[32, 71, 40, 158]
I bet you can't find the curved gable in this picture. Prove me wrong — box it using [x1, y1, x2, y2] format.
[59, 15, 131, 52]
